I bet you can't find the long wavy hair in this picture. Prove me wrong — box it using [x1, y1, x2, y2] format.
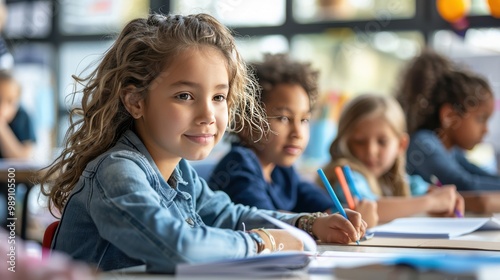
[322, 94, 410, 197]
[40, 13, 268, 215]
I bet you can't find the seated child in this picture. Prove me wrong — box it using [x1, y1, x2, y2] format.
[0, 70, 36, 159]
[208, 53, 376, 224]
[0, 70, 36, 229]
[396, 49, 500, 191]
[322, 94, 464, 224]
[40, 14, 366, 274]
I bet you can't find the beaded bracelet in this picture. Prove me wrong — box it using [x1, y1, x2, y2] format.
[297, 212, 328, 240]
[257, 228, 276, 252]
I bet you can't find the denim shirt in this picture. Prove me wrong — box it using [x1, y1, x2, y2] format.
[52, 130, 302, 273]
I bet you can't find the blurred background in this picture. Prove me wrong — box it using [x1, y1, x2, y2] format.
[1, 0, 499, 242]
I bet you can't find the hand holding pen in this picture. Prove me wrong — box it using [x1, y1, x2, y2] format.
[310, 209, 367, 245]
[317, 169, 367, 244]
[337, 165, 379, 228]
[430, 175, 464, 218]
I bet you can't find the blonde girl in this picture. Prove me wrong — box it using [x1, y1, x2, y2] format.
[322, 94, 464, 224]
[40, 13, 366, 273]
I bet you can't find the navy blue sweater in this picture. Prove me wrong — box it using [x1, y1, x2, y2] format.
[208, 145, 333, 213]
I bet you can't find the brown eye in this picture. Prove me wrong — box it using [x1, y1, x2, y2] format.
[176, 93, 192, 100]
[278, 116, 290, 124]
[213, 95, 226, 102]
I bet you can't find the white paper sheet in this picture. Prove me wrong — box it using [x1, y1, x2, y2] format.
[368, 217, 500, 238]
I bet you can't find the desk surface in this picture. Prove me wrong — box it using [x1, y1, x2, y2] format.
[97, 230, 500, 280]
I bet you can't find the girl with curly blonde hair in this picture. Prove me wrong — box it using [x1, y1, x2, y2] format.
[40, 14, 366, 273]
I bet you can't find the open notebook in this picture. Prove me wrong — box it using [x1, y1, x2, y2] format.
[176, 213, 316, 277]
[368, 217, 500, 239]
[176, 251, 310, 277]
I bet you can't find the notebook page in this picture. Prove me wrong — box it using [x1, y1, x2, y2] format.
[368, 217, 500, 238]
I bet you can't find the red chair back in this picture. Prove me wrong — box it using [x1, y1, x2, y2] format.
[42, 221, 59, 260]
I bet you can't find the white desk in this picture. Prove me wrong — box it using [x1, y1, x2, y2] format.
[98, 231, 500, 280]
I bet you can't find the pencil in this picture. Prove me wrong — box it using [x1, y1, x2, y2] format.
[334, 166, 356, 210]
[317, 168, 360, 245]
[342, 165, 362, 200]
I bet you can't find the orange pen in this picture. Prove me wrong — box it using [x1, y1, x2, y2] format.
[334, 166, 356, 210]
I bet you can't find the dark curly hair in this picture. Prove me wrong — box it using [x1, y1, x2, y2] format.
[395, 49, 492, 135]
[231, 53, 320, 145]
[251, 53, 320, 108]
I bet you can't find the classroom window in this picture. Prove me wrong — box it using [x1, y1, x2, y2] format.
[4, 0, 52, 39]
[235, 35, 289, 61]
[58, 40, 115, 109]
[433, 28, 500, 53]
[171, 0, 286, 27]
[58, 40, 113, 147]
[293, 0, 416, 23]
[470, 0, 491, 16]
[290, 30, 424, 96]
[11, 43, 55, 162]
[59, 0, 149, 35]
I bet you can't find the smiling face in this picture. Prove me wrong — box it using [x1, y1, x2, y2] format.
[347, 114, 405, 178]
[254, 83, 311, 171]
[133, 46, 229, 167]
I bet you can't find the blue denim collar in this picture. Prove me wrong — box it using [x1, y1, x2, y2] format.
[120, 130, 187, 188]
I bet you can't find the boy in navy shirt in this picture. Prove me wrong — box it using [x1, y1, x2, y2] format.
[208, 53, 334, 213]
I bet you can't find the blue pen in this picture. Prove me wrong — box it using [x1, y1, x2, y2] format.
[342, 165, 362, 200]
[317, 169, 360, 245]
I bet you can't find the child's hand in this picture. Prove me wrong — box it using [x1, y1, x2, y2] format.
[255, 229, 304, 252]
[427, 185, 463, 216]
[454, 191, 465, 217]
[311, 210, 367, 244]
[354, 199, 379, 228]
